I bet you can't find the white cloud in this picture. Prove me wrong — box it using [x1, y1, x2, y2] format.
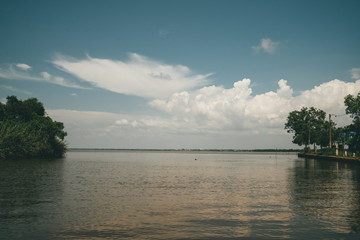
[293, 79, 358, 113]
[0, 64, 43, 81]
[52, 53, 212, 99]
[150, 78, 288, 131]
[47, 109, 181, 148]
[115, 119, 129, 125]
[41, 71, 51, 80]
[350, 68, 360, 79]
[48, 79, 360, 149]
[150, 78, 359, 132]
[40, 71, 85, 89]
[15, 63, 32, 71]
[252, 38, 280, 54]
[0, 63, 87, 89]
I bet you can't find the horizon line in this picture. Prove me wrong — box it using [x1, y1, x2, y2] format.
[67, 148, 301, 152]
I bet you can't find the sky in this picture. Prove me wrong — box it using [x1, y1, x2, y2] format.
[1, 0, 360, 149]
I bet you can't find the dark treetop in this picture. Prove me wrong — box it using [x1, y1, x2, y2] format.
[0, 96, 67, 159]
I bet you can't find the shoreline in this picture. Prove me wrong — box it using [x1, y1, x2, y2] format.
[67, 148, 301, 153]
[298, 153, 360, 164]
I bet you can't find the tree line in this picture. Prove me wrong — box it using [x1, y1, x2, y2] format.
[0, 96, 67, 159]
[285, 92, 360, 155]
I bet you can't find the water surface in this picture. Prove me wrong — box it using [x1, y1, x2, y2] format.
[1, 151, 360, 239]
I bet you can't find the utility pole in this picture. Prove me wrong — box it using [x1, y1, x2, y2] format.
[329, 114, 331, 149]
[308, 125, 311, 152]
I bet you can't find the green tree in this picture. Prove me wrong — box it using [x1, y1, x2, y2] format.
[317, 118, 337, 149]
[285, 107, 331, 151]
[0, 96, 67, 159]
[344, 92, 360, 152]
[0, 96, 45, 121]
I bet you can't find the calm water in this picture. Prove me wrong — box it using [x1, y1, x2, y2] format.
[1, 151, 360, 239]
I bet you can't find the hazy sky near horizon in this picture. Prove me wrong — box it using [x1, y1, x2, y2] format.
[1, 0, 360, 149]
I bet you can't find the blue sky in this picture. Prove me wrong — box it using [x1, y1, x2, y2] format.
[1, 0, 360, 149]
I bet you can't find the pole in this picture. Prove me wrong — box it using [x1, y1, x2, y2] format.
[308, 125, 310, 152]
[329, 114, 332, 149]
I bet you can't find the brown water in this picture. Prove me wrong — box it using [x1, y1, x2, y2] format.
[1, 151, 360, 239]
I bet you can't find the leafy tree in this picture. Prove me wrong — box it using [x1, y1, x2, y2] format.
[344, 92, 360, 152]
[285, 107, 331, 151]
[0, 96, 67, 159]
[317, 118, 337, 149]
[0, 102, 5, 121]
[0, 96, 45, 121]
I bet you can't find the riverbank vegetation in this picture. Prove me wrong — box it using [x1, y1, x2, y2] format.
[0, 96, 67, 159]
[285, 92, 360, 157]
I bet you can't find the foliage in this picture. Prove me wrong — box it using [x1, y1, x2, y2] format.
[0, 96, 67, 159]
[285, 92, 360, 155]
[284, 107, 335, 149]
[344, 92, 360, 152]
[317, 118, 338, 148]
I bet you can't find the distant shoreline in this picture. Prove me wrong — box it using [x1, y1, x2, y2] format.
[68, 148, 301, 153]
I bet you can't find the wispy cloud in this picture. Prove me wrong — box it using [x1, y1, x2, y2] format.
[0, 85, 32, 95]
[158, 29, 172, 38]
[0, 63, 87, 89]
[252, 38, 280, 54]
[52, 53, 212, 99]
[350, 68, 360, 79]
[0, 64, 43, 81]
[1, 54, 212, 99]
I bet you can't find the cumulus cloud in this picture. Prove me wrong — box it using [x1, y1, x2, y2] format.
[150, 78, 289, 131]
[115, 119, 129, 125]
[350, 68, 360, 79]
[52, 53, 212, 99]
[150, 78, 360, 132]
[252, 38, 280, 54]
[0, 63, 86, 89]
[48, 78, 360, 149]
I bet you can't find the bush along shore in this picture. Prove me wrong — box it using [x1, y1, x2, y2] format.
[0, 96, 67, 159]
